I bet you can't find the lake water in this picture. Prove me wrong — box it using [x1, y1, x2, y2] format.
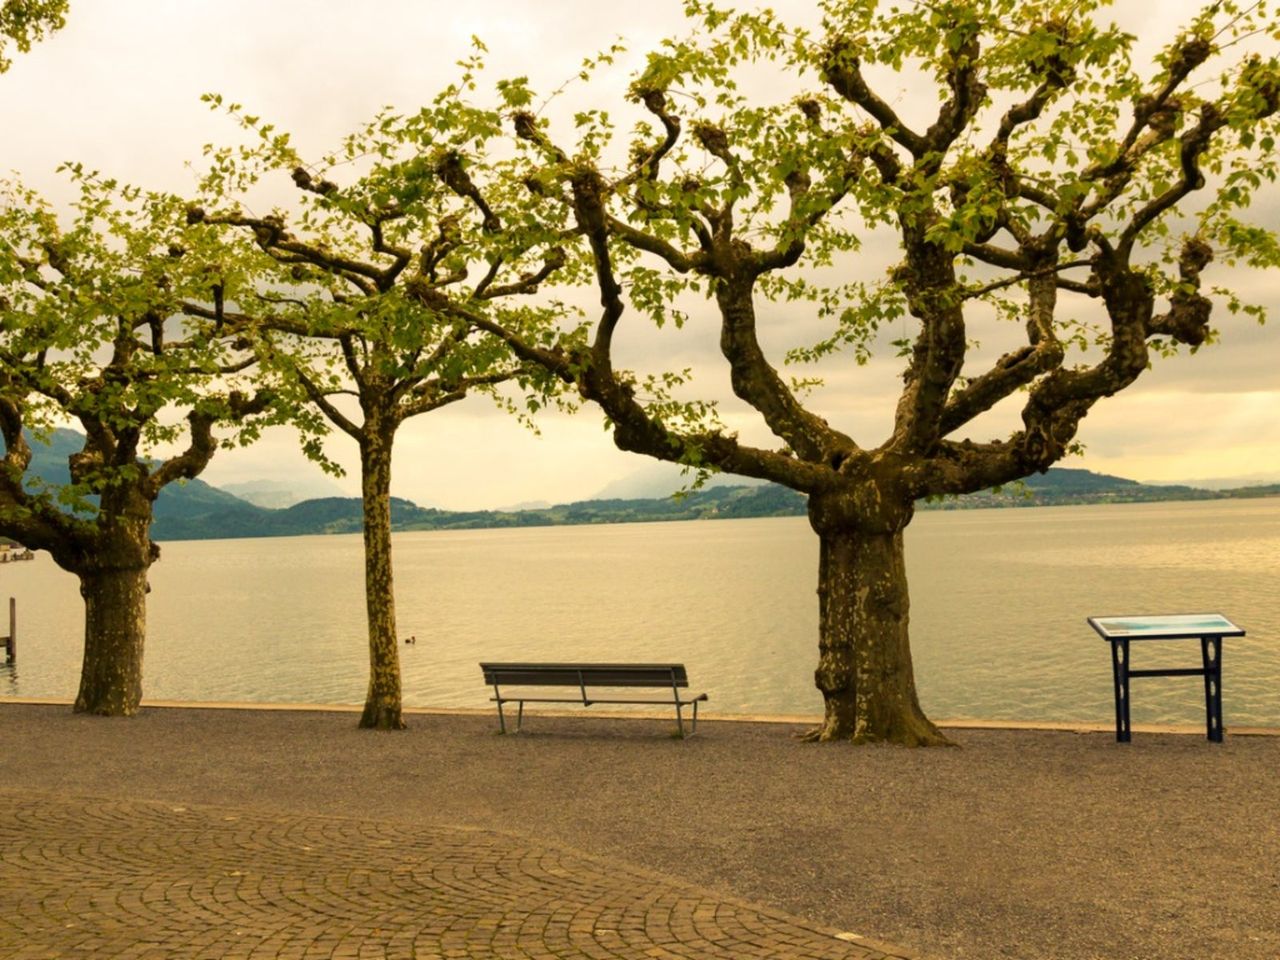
[1, 499, 1277, 728]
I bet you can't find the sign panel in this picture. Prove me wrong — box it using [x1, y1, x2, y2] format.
[1087, 613, 1244, 640]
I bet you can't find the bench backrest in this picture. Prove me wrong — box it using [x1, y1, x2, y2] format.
[480, 662, 689, 688]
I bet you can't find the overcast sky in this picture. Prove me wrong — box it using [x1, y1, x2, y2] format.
[3, 1, 1278, 508]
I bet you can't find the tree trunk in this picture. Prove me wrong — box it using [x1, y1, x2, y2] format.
[358, 424, 405, 730]
[74, 565, 150, 716]
[807, 505, 951, 746]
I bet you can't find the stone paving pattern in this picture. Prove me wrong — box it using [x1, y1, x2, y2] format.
[0, 791, 908, 960]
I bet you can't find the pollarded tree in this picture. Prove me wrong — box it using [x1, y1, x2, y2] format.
[186, 71, 575, 729]
[467, 0, 1280, 744]
[0, 174, 272, 715]
[0, 0, 66, 73]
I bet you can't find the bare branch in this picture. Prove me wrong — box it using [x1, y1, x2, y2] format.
[755, 152, 860, 274]
[338, 333, 365, 389]
[400, 369, 519, 419]
[1117, 104, 1226, 260]
[616, 87, 683, 191]
[189, 208, 381, 297]
[922, 30, 986, 159]
[294, 365, 363, 439]
[512, 111, 569, 163]
[606, 213, 703, 273]
[435, 151, 501, 231]
[1146, 236, 1214, 345]
[144, 410, 217, 495]
[962, 242, 1029, 271]
[823, 37, 927, 157]
[570, 169, 626, 364]
[147, 390, 275, 496]
[368, 214, 413, 289]
[474, 247, 566, 300]
[942, 267, 1066, 434]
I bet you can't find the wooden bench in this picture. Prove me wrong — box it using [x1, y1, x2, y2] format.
[479, 662, 708, 737]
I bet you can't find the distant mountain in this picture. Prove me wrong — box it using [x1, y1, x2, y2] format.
[3, 430, 1276, 544]
[148, 495, 436, 541]
[153, 467, 1278, 541]
[931, 468, 1279, 508]
[219, 477, 348, 509]
[1, 427, 255, 521]
[1, 426, 80, 488]
[151, 484, 809, 540]
[1155, 470, 1280, 491]
[931, 467, 1204, 508]
[591, 460, 766, 500]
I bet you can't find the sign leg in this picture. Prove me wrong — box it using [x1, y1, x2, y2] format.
[1201, 636, 1223, 743]
[1111, 638, 1131, 743]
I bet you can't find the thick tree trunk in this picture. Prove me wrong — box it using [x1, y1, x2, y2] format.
[74, 565, 150, 716]
[358, 425, 405, 730]
[807, 497, 951, 746]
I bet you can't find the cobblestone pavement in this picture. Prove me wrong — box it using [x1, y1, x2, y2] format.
[0, 792, 908, 960]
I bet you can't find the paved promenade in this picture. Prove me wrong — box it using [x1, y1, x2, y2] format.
[2, 702, 1278, 960]
[0, 792, 903, 960]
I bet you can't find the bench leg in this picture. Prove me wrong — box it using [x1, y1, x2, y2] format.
[669, 699, 705, 739]
[492, 683, 508, 734]
[495, 700, 528, 734]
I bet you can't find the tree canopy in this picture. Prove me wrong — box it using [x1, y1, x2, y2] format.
[0, 0, 66, 73]
[183, 63, 579, 727]
[464, 0, 1280, 742]
[0, 172, 272, 713]
[2, 1, 1277, 740]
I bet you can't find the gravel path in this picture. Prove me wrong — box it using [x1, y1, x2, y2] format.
[2, 702, 1277, 960]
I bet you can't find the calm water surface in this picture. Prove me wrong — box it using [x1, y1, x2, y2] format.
[2, 499, 1277, 727]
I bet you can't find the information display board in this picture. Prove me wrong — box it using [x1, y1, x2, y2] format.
[1088, 613, 1244, 640]
[1087, 612, 1246, 742]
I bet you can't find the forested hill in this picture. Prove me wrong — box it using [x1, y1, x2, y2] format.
[0, 427, 252, 522]
[3, 430, 1276, 542]
[148, 467, 1277, 541]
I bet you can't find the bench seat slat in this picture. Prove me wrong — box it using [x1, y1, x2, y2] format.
[481, 662, 690, 687]
[490, 694, 709, 706]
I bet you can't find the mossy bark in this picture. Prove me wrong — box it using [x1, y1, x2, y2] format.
[357, 421, 405, 730]
[806, 492, 951, 746]
[73, 562, 150, 717]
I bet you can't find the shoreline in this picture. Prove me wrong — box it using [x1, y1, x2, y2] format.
[6, 694, 1279, 736]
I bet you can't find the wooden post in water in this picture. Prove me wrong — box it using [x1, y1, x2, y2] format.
[3, 597, 13, 663]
